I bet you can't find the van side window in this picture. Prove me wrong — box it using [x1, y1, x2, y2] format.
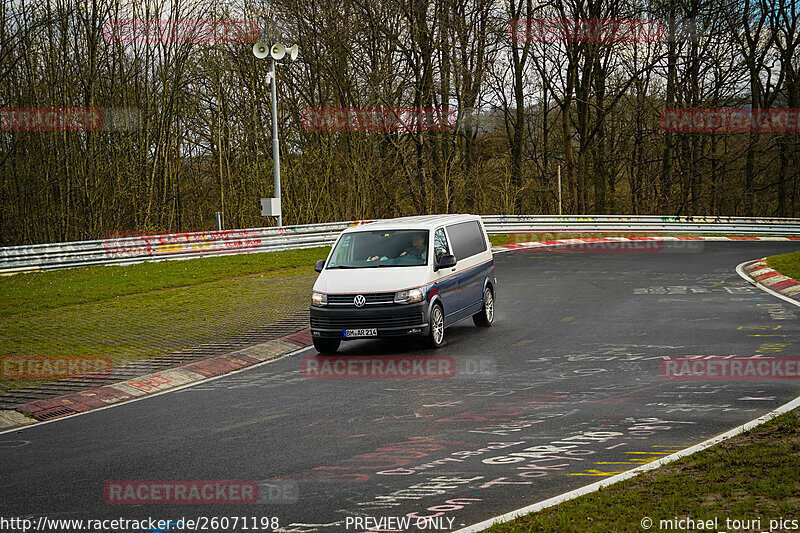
[434, 228, 450, 263]
[446, 221, 486, 260]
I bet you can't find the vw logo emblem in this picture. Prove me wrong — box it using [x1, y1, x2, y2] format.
[353, 295, 366, 307]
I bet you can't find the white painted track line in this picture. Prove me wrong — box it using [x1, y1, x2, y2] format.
[455, 255, 800, 533]
[454, 393, 800, 533]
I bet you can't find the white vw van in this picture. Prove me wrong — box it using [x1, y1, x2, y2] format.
[309, 214, 496, 353]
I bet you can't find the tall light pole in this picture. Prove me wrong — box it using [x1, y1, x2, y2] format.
[253, 41, 299, 228]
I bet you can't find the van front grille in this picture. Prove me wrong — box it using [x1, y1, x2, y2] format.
[327, 293, 396, 306]
[311, 312, 424, 329]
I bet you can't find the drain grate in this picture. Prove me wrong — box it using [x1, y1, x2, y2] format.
[34, 406, 79, 421]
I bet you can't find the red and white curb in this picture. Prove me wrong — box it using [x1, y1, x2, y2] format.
[492, 234, 800, 254]
[736, 258, 800, 308]
[0, 330, 314, 432]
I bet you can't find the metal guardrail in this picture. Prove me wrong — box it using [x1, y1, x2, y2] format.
[482, 214, 800, 235]
[1, 215, 799, 274]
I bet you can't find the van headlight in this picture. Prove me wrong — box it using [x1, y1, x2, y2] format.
[394, 288, 424, 304]
[311, 292, 327, 307]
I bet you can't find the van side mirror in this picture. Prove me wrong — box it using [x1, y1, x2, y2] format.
[435, 254, 456, 271]
[314, 260, 325, 273]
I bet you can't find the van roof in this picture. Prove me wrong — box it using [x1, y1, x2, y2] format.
[343, 214, 481, 233]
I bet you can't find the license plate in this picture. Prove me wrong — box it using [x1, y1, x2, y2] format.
[344, 328, 377, 338]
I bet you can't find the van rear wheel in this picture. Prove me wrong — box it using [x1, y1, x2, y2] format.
[473, 286, 494, 327]
[313, 337, 341, 354]
[425, 304, 445, 348]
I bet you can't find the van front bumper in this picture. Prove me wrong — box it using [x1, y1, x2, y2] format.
[310, 301, 430, 339]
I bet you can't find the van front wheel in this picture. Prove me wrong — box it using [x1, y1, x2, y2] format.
[425, 304, 445, 348]
[473, 286, 494, 327]
[313, 337, 341, 354]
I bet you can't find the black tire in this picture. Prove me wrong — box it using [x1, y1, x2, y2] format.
[313, 337, 341, 354]
[425, 303, 446, 348]
[473, 286, 494, 327]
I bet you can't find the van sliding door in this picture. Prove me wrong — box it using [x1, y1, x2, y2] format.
[445, 221, 489, 317]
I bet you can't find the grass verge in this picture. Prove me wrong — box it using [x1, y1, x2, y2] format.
[0, 247, 328, 317]
[766, 250, 800, 281]
[0, 247, 330, 392]
[484, 411, 800, 532]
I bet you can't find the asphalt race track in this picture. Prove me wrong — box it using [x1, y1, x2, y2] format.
[2, 241, 799, 533]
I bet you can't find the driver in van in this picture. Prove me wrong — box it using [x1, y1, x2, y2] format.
[367, 233, 426, 262]
[399, 233, 426, 260]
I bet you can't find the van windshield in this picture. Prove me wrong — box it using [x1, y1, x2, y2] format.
[327, 230, 429, 269]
